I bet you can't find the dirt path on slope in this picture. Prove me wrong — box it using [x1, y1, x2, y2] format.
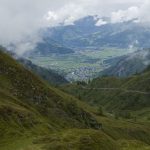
[80, 86, 150, 95]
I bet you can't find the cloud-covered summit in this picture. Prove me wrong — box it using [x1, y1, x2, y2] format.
[0, 0, 149, 54]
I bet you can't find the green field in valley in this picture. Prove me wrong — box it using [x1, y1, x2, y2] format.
[29, 48, 134, 81]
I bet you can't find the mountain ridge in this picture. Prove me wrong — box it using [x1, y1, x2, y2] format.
[46, 16, 150, 49]
[100, 49, 150, 77]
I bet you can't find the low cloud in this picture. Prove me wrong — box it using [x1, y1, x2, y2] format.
[95, 19, 108, 26]
[0, 0, 149, 55]
[110, 0, 150, 25]
[111, 7, 139, 23]
[45, 3, 86, 26]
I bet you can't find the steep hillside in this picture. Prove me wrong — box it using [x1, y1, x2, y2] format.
[60, 69, 150, 149]
[0, 49, 102, 128]
[61, 68, 150, 118]
[25, 38, 74, 57]
[0, 48, 150, 150]
[0, 49, 106, 149]
[18, 58, 68, 85]
[100, 49, 150, 77]
[3, 48, 68, 85]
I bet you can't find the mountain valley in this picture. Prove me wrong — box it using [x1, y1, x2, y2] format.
[0, 5, 150, 149]
[0, 43, 150, 150]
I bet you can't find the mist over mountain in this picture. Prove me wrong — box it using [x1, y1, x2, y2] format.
[24, 38, 74, 57]
[21, 15, 150, 81]
[100, 49, 150, 77]
[44, 16, 150, 50]
[3, 15, 150, 82]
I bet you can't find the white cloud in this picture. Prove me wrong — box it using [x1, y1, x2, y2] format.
[110, 0, 150, 24]
[95, 19, 107, 26]
[111, 6, 139, 23]
[45, 3, 86, 26]
[138, 0, 150, 25]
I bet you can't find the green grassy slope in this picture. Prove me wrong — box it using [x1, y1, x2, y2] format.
[59, 67, 150, 149]
[0, 49, 106, 150]
[0, 49, 102, 128]
[0, 49, 150, 150]
[18, 58, 68, 86]
[61, 68, 150, 119]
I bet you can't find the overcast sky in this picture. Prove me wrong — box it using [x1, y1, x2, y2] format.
[0, 0, 149, 54]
